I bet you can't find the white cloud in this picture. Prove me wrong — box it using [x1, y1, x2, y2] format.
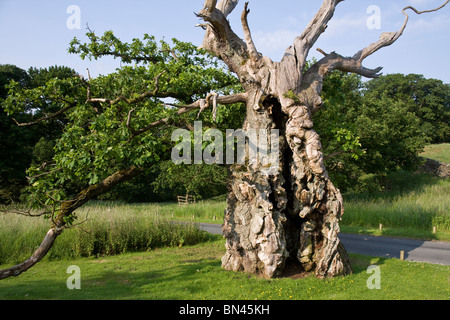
[253, 29, 299, 59]
[323, 15, 367, 37]
[405, 12, 450, 33]
[252, 15, 367, 60]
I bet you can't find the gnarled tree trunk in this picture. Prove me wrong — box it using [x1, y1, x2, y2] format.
[219, 52, 351, 278]
[198, 0, 355, 279]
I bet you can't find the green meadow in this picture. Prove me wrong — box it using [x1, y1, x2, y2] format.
[0, 147, 448, 300]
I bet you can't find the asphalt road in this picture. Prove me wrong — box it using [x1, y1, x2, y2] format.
[197, 223, 450, 266]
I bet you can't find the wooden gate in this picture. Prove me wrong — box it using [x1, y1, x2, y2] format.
[177, 194, 195, 206]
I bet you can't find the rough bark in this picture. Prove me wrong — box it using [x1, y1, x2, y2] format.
[198, 0, 352, 278]
[220, 58, 352, 278]
[199, 0, 448, 278]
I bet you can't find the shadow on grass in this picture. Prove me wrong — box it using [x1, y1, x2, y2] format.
[344, 169, 443, 202]
[3, 231, 444, 300]
[348, 253, 387, 275]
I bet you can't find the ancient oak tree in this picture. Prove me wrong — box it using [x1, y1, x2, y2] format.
[196, 0, 449, 278]
[1, 0, 448, 280]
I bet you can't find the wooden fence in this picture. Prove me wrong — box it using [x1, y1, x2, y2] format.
[177, 194, 196, 206]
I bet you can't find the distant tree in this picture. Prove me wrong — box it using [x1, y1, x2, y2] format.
[152, 161, 229, 200]
[26, 66, 78, 180]
[0, 65, 29, 97]
[0, 65, 78, 203]
[314, 70, 365, 191]
[25, 65, 78, 141]
[27, 65, 77, 88]
[364, 74, 450, 144]
[316, 70, 428, 191]
[0, 65, 33, 203]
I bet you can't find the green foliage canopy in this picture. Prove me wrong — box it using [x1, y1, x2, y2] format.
[364, 73, 450, 144]
[2, 32, 240, 212]
[316, 71, 435, 191]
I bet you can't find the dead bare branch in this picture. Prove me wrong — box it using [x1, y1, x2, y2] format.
[352, 0, 450, 68]
[160, 49, 179, 61]
[204, 0, 218, 13]
[324, 151, 344, 161]
[26, 167, 62, 181]
[0, 207, 51, 218]
[126, 109, 137, 134]
[63, 211, 90, 230]
[241, 2, 260, 61]
[301, 0, 449, 110]
[283, 0, 343, 72]
[217, 0, 239, 16]
[86, 71, 178, 106]
[128, 92, 247, 141]
[198, 0, 247, 74]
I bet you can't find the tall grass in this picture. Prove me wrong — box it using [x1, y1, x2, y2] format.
[0, 203, 209, 265]
[342, 170, 450, 232]
[156, 198, 227, 222]
[0, 212, 49, 265]
[150, 170, 450, 234]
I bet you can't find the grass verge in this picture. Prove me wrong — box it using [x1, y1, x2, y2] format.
[0, 235, 448, 300]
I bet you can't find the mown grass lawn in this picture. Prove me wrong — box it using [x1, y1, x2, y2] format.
[0, 235, 448, 300]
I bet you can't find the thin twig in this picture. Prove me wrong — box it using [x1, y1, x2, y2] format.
[12, 103, 76, 127]
[26, 168, 62, 181]
[63, 211, 90, 230]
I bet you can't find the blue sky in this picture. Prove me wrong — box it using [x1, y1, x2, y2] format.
[0, 0, 449, 83]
